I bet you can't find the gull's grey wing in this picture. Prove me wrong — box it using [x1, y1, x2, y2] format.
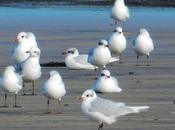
[16, 73, 23, 86]
[89, 97, 135, 117]
[15, 64, 22, 73]
[132, 37, 136, 47]
[16, 59, 26, 74]
[88, 48, 95, 63]
[74, 55, 92, 66]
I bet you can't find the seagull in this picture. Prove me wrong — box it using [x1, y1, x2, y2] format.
[25, 32, 38, 48]
[0, 66, 23, 107]
[62, 48, 98, 70]
[88, 39, 119, 69]
[92, 69, 122, 93]
[132, 28, 154, 66]
[12, 32, 30, 65]
[12, 32, 38, 70]
[20, 47, 42, 95]
[111, 0, 130, 26]
[108, 26, 127, 64]
[77, 89, 150, 130]
[41, 70, 66, 113]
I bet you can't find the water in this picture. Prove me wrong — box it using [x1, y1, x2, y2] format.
[0, 6, 174, 32]
[128, 7, 175, 32]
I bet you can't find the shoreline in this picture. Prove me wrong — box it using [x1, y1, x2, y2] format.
[0, 6, 174, 130]
[0, 1, 175, 8]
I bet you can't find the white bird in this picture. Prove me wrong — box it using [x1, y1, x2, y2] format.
[62, 48, 98, 70]
[108, 26, 127, 63]
[0, 66, 23, 107]
[88, 39, 119, 69]
[20, 47, 42, 95]
[132, 28, 154, 66]
[92, 69, 122, 93]
[25, 32, 38, 48]
[41, 70, 66, 113]
[12, 32, 30, 64]
[12, 32, 38, 70]
[77, 89, 150, 130]
[111, 0, 130, 26]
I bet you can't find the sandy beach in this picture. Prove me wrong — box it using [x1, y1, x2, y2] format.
[0, 5, 175, 130]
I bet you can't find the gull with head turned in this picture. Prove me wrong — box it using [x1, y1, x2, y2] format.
[0, 66, 23, 107]
[111, 0, 130, 26]
[41, 70, 66, 114]
[20, 47, 42, 95]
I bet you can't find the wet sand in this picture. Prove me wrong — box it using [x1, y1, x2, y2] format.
[0, 6, 175, 130]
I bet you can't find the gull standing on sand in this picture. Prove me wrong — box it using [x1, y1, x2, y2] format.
[88, 39, 119, 69]
[0, 66, 23, 107]
[20, 47, 42, 95]
[92, 70, 122, 93]
[111, 0, 129, 26]
[12, 32, 38, 70]
[77, 89, 149, 130]
[62, 48, 98, 70]
[41, 70, 66, 113]
[108, 26, 127, 63]
[132, 28, 154, 66]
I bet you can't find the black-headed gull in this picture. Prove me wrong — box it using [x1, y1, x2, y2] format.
[41, 70, 66, 113]
[108, 26, 127, 63]
[77, 89, 149, 130]
[62, 48, 98, 70]
[92, 69, 122, 93]
[111, 0, 129, 26]
[0, 66, 23, 107]
[132, 28, 154, 66]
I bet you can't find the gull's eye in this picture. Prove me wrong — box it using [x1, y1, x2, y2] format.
[21, 36, 24, 38]
[101, 73, 105, 77]
[86, 94, 90, 97]
[34, 51, 37, 53]
[68, 51, 74, 54]
[98, 42, 103, 46]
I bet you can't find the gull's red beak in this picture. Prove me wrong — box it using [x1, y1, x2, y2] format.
[15, 37, 18, 43]
[105, 76, 110, 80]
[62, 51, 67, 55]
[76, 96, 83, 101]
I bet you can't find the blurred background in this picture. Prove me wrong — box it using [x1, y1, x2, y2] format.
[0, 0, 174, 7]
